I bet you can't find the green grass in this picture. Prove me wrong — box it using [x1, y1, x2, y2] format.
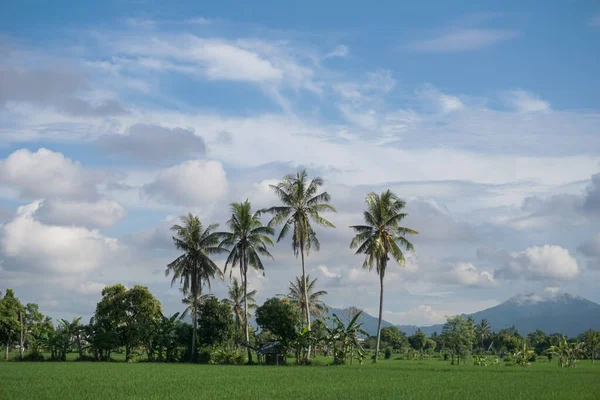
[1, 359, 599, 399]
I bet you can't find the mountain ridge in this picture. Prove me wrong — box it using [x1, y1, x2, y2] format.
[327, 292, 600, 337]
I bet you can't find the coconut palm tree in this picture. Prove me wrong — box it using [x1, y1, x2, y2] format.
[285, 275, 329, 320]
[220, 200, 274, 363]
[349, 190, 418, 362]
[179, 288, 211, 321]
[166, 213, 224, 362]
[226, 278, 257, 349]
[476, 319, 492, 351]
[262, 169, 336, 359]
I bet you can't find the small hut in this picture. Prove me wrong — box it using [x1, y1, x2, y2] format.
[257, 342, 285, 365]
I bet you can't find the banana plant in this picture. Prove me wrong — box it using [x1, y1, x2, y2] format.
[514, 340, 534, 367]
[325, 311, 368, 365]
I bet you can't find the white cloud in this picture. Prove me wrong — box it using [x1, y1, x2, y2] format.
[325, 45, 349, 59]
[444, 262, 496, 287]
[416, 85, 464, 113]
[76, 281, 106, 295]
[409, 29, 519, 53]
[496, 245, 581, 280]
[34, 199, 126, 228]
[143, 159, 228, 206]
[0, 148, 100, 200]
[0, 201, 121, 274]
[505, 89, 550, 113]
[318, 265, 340, 278]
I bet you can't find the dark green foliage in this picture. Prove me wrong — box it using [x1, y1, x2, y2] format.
[255, 298, 302, 347]
[198, 296, 234, 347]
[384, 347, 392, 359]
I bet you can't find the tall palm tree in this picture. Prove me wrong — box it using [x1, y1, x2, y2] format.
[220, 200, 274, 363]
[285, 275, 329, 320]
[262, 169, 336, 359]
[166, 213, 224, 362]
[349, 190, 418, 363]
[179, 288, 211, 321]
[226, 278, 258, 349]
[476, 319, 492, 350]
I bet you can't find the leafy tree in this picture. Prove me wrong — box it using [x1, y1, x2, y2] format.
[225, 278, 257, 350]
[285, 275, 328, 320]
[514, 340, 535, 366]
[583, 329, 600, 364]
[475, 319, 492, 351]
[23, 303, 53, 357]
[166, 213, 224, 362]
[441, 315, 476, 365]
[221, 200, 274, 363]
[256, 297, 302, 349]
[409, 329, 428, 359]
[380, 326, 409, 351]
[94, 284, 162, 361]
[349, 190, 418, 362]
[262, 169, 336, 359]
[0, 289, 23, 360]
[548, 335, 586, 368]
[197, 296, 235, 348]
[527, 330, 549, 355]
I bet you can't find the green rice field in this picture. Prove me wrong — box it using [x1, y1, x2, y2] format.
[1, 359, 599, 399]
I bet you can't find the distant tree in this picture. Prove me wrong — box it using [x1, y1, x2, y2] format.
[583, 329, 600, 364]
[147, 312, 182, 362]
[349, 190, 418, 362]
[255, 298, 302, 349]
[475, 319, 492, 351]
[166, 213, 225, 362]
[325, 311, 368, 364]
[527, 330, 549, 355]
[225, 278, 257, 350]
[381, 326, 408, 351]
[0, 289, 23, 360]
[343, 306, 363, 323]
[197, 296, 235, 348]
[409, 329, 428, 359]
[221, 200, 274, 363]
[23, 303, 53, 357]
[285, 275, 328, 320]
[57, 317, 84, 360]
[262, 170, 336, 360]
[441, 315, 476, 365]
[94, 284, 162, 361]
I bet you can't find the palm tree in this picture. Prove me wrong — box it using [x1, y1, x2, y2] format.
[285, 275, 329, 320]
[179, 288, 211, 321]
[226, 278, 258, 349]
[349, 190, 418, 362]
[166, 213, 224, 362]
[262, 169, 336, 359]
[476, 319, 492, 351]
[220, 200, 274, 363]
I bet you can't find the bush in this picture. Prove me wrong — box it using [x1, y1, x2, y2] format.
[384, 348, 392, 360]
[211, 347, 246, 365]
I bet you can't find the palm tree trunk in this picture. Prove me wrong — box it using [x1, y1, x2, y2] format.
[300, 244, 311, 361]
[375, 262, 385, 363]
[4, 340, 8, 361]
[191, 266, 198, 363]
[19, 311, 24, 361]
[243, 252, 253, 364]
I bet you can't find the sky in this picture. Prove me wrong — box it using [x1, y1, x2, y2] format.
[0, 0, 599, 326]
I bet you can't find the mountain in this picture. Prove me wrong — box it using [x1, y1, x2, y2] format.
[396, 293, 600, 337]
[327, 293, 600, 337]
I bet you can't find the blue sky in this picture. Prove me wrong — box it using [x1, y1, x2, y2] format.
[0, 1, 599, 325]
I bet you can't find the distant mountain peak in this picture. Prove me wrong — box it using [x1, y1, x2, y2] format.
[506, 291, 582, 306]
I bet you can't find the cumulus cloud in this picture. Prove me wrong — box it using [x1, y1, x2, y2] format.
[0, 148, 100, 200]
[96, 123, 206, 162]
[505, 89, 550, 113]
[143, 160, 227, 206]
[0, 201, 121, 274]
[443, 262, 496, 287]
[488, 245, 581, 280]
[33, 199, 126, 228]
[409, 29, 519, 53]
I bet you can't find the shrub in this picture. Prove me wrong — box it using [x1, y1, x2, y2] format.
[384, 348, 392, 360]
